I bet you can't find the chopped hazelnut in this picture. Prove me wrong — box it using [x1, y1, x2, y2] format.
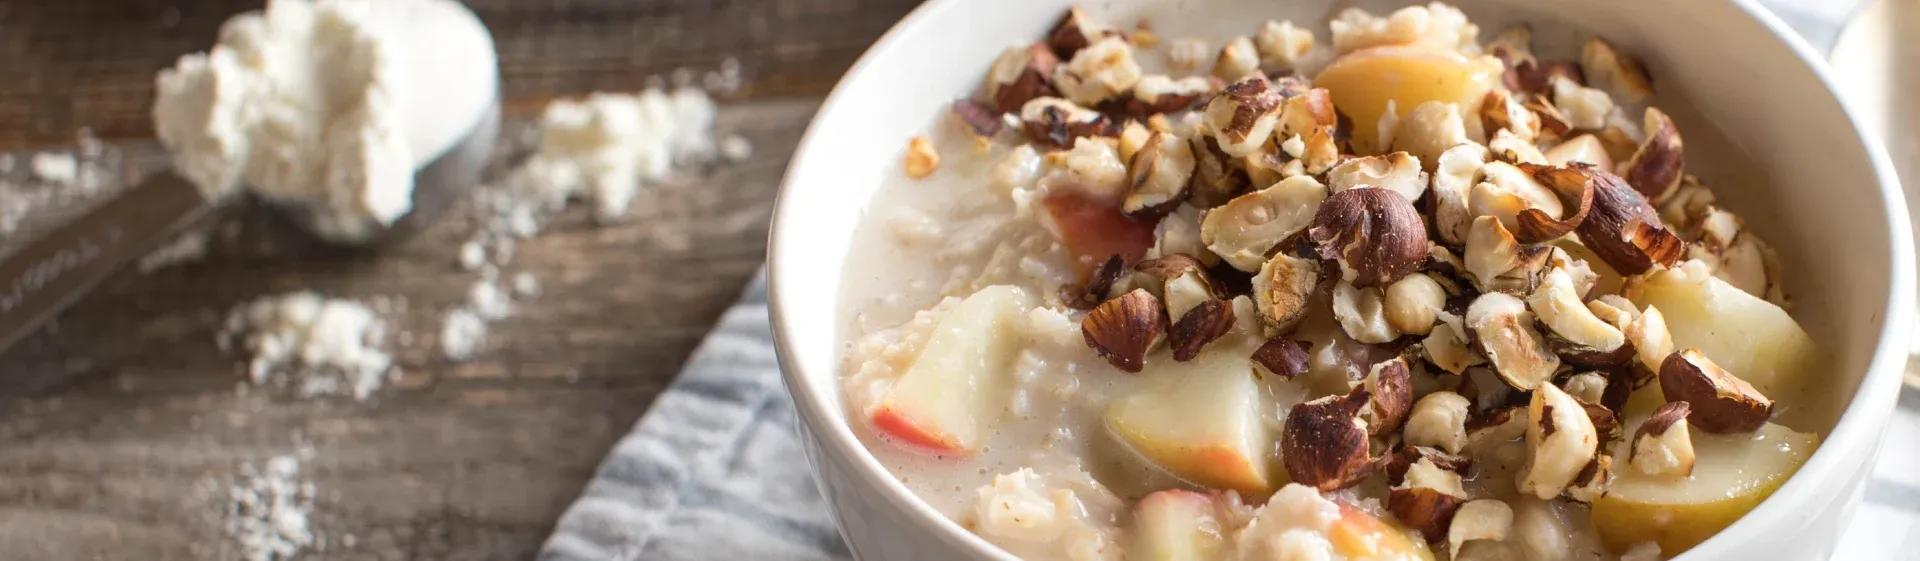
[1626, 304, 1676, 374]
[1511, 163, 1596, 244]
[1562, 372, 1610, 405]
[1187, 135, 1250, 207]
[1326, 151, 1429, 201]
[984, 43, 1062, 114]
[1481, 89, 1541, 143]
[1623, 107, 1686, 203]
[1170, 299, 1236, 361]
[1135, 253, 1219, 318]
[950, 99, 1005, 149]
[1530, 268, 1626, 353]
[1393, 101, 1471, 170]
[1390, 457, 1469, 543]
[1253, 337, 1312, 378]
[1282, 391, 1376, 491]
[1630, 401, 1697, 477]
[1467, 292, 1561, 391]
[1203, 75, 1285, 157]
[1574, 166, 1684, 275]
[1463, 215, 1524, 291]
[1520, 383, 1599, 499]
[1432, 143, 1491, 245]
[1278, 89, 1341, 173]
[1448, 500, 1514, 560]
[1466, 405, 1529, 448]
[1685, 207, 1788, 306]
[1406, 390, 1472, 454]
[1167, 38, 1211, 71]
[1201, 175, 1327, 271]
[1361, 357, 1416, 433]
[1055, 36, 1145, 106]
[1064, 255, 1127, 310]
[1019, 97, 1119, 150]
[1333, 280, 1401, 344]
[1118, 75, 1215, 118]
[1124, 131, 1197, 217]
[1081, 288, 1169, 373]
[1543, 134, 1615, 171]
[1310, 187, 1430, 288]
[1564, 453, 1614, 503]
[1385, 273, 1446, 336]
[1470, 160, 1564, 233]
[1423, 311, 1483, 375]
[1488, 127, 1549, 165]
[905, 136, 940, 179]
[1212, 36, 1262, 81]
[1253, 252, 1322, 332]
[1046, 7, 1116, 59]
[1659, 348, 1774, 434]
[1582, 37, 1655, 104]
[1254, 20, 1316, 72]
[1551, 76, 1615, 131]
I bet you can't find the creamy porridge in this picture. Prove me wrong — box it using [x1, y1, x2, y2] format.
[836, 3, 1830, 560]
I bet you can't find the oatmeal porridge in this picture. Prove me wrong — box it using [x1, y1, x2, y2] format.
[836, 3, 1831, 560]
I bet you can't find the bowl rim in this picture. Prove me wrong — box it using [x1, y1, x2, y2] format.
[766, 0, 1917, 559]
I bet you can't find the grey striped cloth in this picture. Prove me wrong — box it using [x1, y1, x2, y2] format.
[538, 2, 1920, 559]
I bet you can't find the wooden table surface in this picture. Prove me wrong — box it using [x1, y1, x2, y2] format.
[0, 0, 921, 559]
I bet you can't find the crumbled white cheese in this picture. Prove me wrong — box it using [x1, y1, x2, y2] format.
[225, 454, 315, 561]
[139, 229, 210, 273]
[457, 240, 486, 270]
[468, 278, 513, 320]
[511, 272, 540, 297]
[719, 134, 753, 162]
[221, 291, 391, 400]
[152, 0, 498, 243]
[30, 152, 77, 184]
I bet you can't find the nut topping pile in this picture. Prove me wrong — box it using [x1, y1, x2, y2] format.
[861, 4, 1828, 560]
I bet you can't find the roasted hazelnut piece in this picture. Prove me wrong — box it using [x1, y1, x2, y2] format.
[904, 136, 940, 179]
[1685, 207, 1789, 306]
[1046, 7, 1115, 59]
[1466, 405, 1529, 448]
[1582, 37, 1655, 104]
[1064, 255, 1128, 310]
[1201, 175, 1328, 271]
[1449, 499, 1514, 560]
[1212, 35, 1261, 81]
[1117, 75, 1214, 117]
[1582, 398, 1624, 446]
[1433, 143, 1491, 246]
[1467, 292, 1562, 391]
[1512, 163, 1596, 244]
[1187, 135, 1251, 207]
[1124, 131, 1197, 217]
[1623, 107, 1685, 203]
[1488, 127, 1549, 165]
[1310, 187, 1430, 288]
[1203, 76, 1285, 157]
[1361, 357, 1415, 434]
[1564, 454, 1614, 503]
[1530, 268, 1626, 353]
[1486, 25, 1536, 72]
[1252, 337, 1312, 378]
[1543, 134, 1616, 171]
[1020, 97, 1119, 150]
[1513, 60, 1584, 97]
[1471, 161, 1564, 233]
[1479, 90, 1541, 144]
[1423, 311, 1483, 376]
[1384, 273, 1446, 336]
[1626, 305, 1675, 373]
[1551, 76, 1615, 131]
[1390, 456, 1470, 543]
[1573, 167, 1684, 275]
[1135, 253, 1220, 318]
[1252, 252, 1322, 333]
[1630, 401, 1697, 477]
[1406, 390, 1472, 454]
[984, 43, 1062, 114]
[1660, 348, 1774, 434]
[1333, 281, 1401, 344]
[1282, 391, 1376, 491]
[1055, 36, 1145, 106]
[1562, 372, 1610, 404]
[1392, 101, 1471, 171]
[1278, 89, 1341, 174]
[1526, 97, 1575, 138]
[949, 99, 1005, 148]
[1463, 215, 1524, 291]
[1254, 19, 1315, 72]
[1520, 383, 1599, 499]
[1081, 288, 1169, 373]
[1170, 299, 1235, 361]
[1326, 151, 1429, 202]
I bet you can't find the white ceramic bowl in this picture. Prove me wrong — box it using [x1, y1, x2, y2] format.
[768, 0, 1916, 559]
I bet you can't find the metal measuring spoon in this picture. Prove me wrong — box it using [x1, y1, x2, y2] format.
[0, 99, 501, 355]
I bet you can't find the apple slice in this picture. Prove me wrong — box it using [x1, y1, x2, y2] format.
[1134, 490, 1228, 561]
[1625, 260, 1820, 397]
[1314, 45, 1505, 154]
[1329, 501, 1437, 560]
[1592, 415, 1819, 554]
[871, 285, 1035, 455]
[1041, 191, 1158, 273]
[1106, 339, 1293, 496]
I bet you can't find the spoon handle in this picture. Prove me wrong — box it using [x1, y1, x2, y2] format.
[0, 173, 208, 355]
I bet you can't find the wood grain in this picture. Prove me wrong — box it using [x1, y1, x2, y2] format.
[0, 0, 922, 558]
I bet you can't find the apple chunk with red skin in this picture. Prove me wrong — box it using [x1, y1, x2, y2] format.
[1106, 338, 1286, 496]
[871, 285, 1035, 454]
[1042, 191, 1158, 273]
[1134, 489, 1229, 561]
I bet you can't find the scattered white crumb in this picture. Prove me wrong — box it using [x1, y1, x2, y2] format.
[719, 135, 752, 162]
[469, 279, 512, 320]
[440, 308, 486, 360]
[702, 57, 743, 93]
[457, 240, 486, 270]
[511, 272, 540, 297]
[225, 454, 314, 561]
[139, 230, 210, 273]
[30, 152, 77, 184]
[506, 86, 718, 223]
[220, 292, 391, 401]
